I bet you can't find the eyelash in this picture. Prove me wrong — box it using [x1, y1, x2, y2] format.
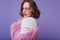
[22, 7, 30, 10]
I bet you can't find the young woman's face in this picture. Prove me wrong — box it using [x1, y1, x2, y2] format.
[23, 2, 32, 17]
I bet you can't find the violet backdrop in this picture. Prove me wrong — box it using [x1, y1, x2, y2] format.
[0, 0, 60, 40]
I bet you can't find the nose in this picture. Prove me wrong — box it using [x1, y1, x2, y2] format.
[23, 9, 27, 13]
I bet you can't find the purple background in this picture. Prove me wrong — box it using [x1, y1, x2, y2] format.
[0, 0, 60, 40]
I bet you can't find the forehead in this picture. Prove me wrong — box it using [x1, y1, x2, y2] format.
[23, 2, 30, 8]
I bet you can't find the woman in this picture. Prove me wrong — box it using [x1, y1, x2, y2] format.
[10, 0, 40, 40]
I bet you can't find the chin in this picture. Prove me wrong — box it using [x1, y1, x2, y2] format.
[24, 16, 28, 17]
[24, 16, 29, 17]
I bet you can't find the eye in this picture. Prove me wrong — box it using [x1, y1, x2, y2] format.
[22, 7, 30, 10]
[25, 7, 30, 10]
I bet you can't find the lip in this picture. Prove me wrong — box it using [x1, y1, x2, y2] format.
[23, 13, 27, 16]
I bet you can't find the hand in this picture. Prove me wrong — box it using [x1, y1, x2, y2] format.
[18, 17, 23, 23]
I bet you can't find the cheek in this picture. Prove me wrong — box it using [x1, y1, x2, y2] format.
[26, 11, 31, 16]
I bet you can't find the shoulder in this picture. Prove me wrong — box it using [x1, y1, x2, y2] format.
[22, 17, 37, 23]
[21, 17, 37, 29]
